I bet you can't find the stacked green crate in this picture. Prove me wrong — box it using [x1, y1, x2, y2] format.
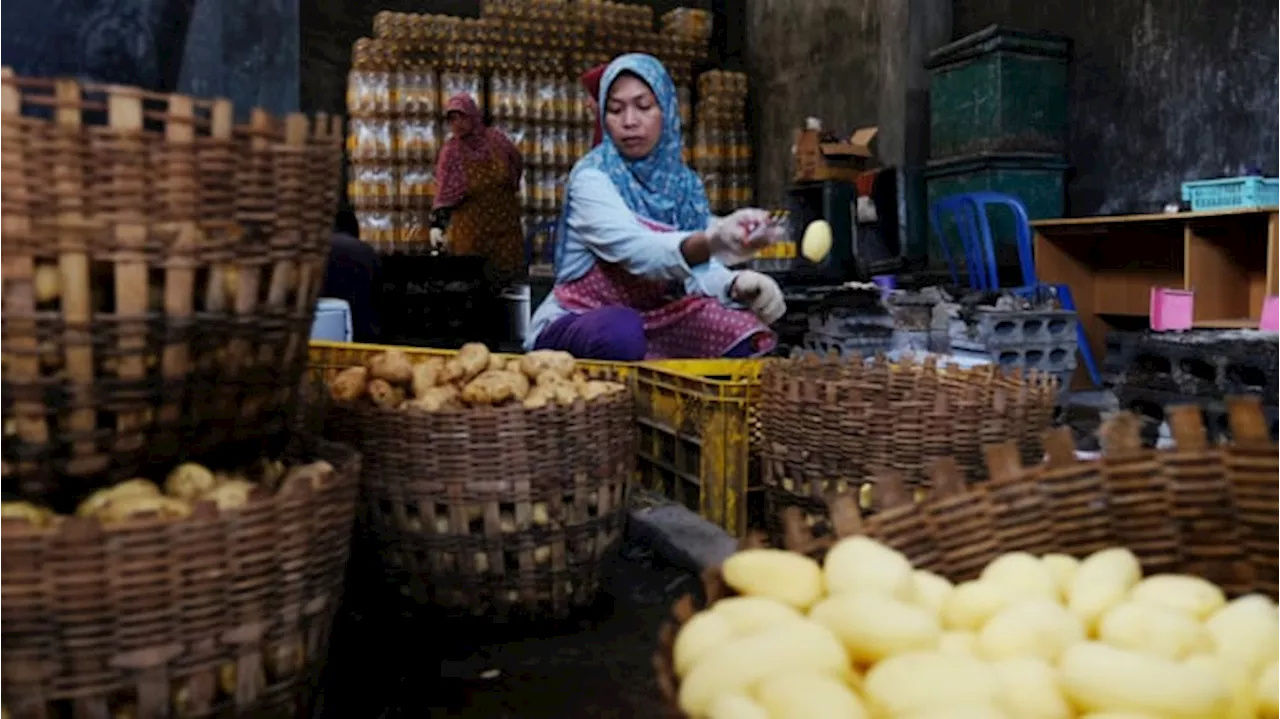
[920, 25, 1072, 270]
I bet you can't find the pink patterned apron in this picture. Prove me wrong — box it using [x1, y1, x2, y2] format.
[553, 216, 777, 360]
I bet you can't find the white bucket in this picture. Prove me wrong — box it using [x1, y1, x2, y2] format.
[500, 284, 531, 344]
[311, 298, 353, 342]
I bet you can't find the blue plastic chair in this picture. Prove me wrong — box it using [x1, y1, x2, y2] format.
[929, 191, 1101, 387]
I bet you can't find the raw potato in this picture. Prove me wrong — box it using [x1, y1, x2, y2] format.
[76, 479, 162, 517]
[677, 620, 849, 716]
[721, 548, 824, 610]
[456, 342, 491, 380]
[975, 598, 1085, 662]
[329, 366, 368, 402]
[1129, 573, 1226, 620]
[165, 463, 217, 501]
[579, 380, 623, 401]
[202, 480, 256, 511]
[754, 670, 870, 719]
[1097, 600, 1213, 660]
[98, 495, 192, 524]
[1066, 547, 1141, 630]
[1, 501, 54, 527]
[367, 378, 405, 409]
[411, 358, 446, 397]
[34, 264, 60, 303]
[367, 349, 414, 384]
[810, 592, 941, 665]
[440, 359, 467, 385]
[864, 651, 999, 717]
[823, 535, 915, 600]
[487, 353, 507, 372]
[411, 385, 460, 412]
[461, 370, 527, 405]
[520, 350, 575, 380]
[1058, 641, 1232, 718]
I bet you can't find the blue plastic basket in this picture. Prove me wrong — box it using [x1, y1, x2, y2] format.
[1180, 176, 1280, 211]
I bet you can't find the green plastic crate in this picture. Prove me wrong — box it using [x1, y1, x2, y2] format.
[927, 25, 1072, 158]
[924, 152, 1068, 271]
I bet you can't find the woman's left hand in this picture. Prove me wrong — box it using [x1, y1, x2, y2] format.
[731, 270, 787, 325]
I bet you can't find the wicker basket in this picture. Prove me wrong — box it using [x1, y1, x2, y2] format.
[0, 70, 344, 500]
[1, 435, 361, 719]
[327, 389, 636, 619]
[653, 396, 1278, 717]
[759, 353, 1057, 540]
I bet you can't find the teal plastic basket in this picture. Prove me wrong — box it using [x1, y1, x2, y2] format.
[1180, 176, 1280, 211]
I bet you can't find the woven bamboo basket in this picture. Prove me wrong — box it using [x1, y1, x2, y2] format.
[0, 70, 344, 500]
[0, 436, 361, 719]
[759, 353, 1057, 540]
[326, 386, 636, 619]
[653, 396, 1278, 717]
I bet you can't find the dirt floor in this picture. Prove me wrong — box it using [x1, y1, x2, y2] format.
[315, 530, 695, 718]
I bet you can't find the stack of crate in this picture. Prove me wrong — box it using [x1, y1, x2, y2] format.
[923, 25, 1072, 270]
[692, 70, 753, 215]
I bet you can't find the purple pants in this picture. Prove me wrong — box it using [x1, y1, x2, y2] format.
[534, 307, 758, 361]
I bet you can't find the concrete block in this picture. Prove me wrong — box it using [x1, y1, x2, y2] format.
[948, 307, 1078, 350]
[627, 504, 737, 574]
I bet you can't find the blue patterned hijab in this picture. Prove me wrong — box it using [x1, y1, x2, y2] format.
[576, 53, 710, 232]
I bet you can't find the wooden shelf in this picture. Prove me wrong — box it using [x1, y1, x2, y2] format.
[1033, 207, 1278, 388]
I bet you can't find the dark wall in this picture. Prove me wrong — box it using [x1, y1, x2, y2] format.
[745, 0, 883, 207]
[299, 0, 711, 117]
[953, 0, 1280, 216]
[1, 0, 298, 120]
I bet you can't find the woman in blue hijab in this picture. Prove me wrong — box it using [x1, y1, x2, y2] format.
[526, 53, 786, 361]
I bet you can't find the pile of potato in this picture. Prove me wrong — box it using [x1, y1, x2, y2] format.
[673, 538, 1280, 718]
[1, 458, 334, 530]
[327, 344, 627, 412]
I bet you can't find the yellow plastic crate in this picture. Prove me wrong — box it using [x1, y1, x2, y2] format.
[306, 340, 636, 384]
[633, 359, 764, 537]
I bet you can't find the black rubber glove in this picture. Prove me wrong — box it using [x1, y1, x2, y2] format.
[430, 207, 452, 230]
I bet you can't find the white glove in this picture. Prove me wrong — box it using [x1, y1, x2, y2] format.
[705, 208, 783, 265]
[429, 227, 446, 248]
[732, 270, 787, 325]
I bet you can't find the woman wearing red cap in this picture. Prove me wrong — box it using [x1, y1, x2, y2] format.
[431, 93, 525, 282]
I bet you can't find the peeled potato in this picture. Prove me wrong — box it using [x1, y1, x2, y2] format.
[1183, 654, 1255, 719]
[976, 598, 1085, 663]
[721, 549, 824, 610]
[1257, 659, 1278, 719]
[1041, 553, 1080, 599]
[938, 631, 979, 656]
[864, 650, 1000, 717]
[898, 707, 1009, 719]
[810, 592, 941, 666]
[801, 219, 833, 263]
[1130, 573, 1226, 621]
[1058, 641, 1232, 719]
[754, 670, 870, 719]
[76, 479, 161, 517]
[201, 480, 256, 511]
[980, 552, 1058, 600]
[677, 620, 849, 716]
[708, 596, 804, 635]
[823, 535, 914, 600]
[1, 501, 54, 527]
[98, 495, 192, 524]
[706, 693, 770, 719]
[1097, 600, 1214, 661]
[1066, 547, 1142, 630]
[1206, 594, 1280, 676]
[911, 570, 955, 616]
[941, 581, 1015, 632]
[990, 657, 1072, 719]
[673, 611, 737, 678]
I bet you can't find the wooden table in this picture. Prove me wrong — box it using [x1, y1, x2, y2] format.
[1032, 207, 1278, 388]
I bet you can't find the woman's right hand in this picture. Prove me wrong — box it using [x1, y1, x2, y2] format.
[705, 208, 779, 265]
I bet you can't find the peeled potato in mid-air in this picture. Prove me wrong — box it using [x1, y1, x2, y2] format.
[801, 220, 833, 263]
[721, 548, 824, 610]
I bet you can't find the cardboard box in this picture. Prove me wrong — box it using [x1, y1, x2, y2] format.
[793, 125, 879, 183]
